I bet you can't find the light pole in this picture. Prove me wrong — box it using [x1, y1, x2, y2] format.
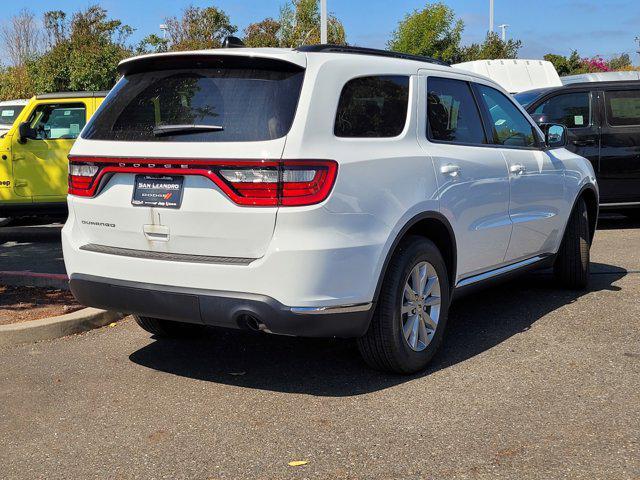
[498, 24, 509, 41]
[320, 0, 328, 44]
[489, 0, 494, 33]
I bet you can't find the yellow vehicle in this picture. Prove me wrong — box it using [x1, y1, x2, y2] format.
[0, 91, 107, 222]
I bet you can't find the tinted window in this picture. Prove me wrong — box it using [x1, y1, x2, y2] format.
[427, 77, 485, 144]
[605, 89, 640, 126]
[0, 105, 25, 126]
[514, 89, 547, 108]
[28, 103, 86, 140]
[477, 85, 537, 148]
[83, 66, 304, 142]
[334, 76, 409, 137]
[532, 92, 590, 128]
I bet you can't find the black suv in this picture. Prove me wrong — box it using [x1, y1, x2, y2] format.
[516, 81, 640, 215]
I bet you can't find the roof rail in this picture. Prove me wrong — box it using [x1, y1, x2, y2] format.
[295, 44, 450, 67]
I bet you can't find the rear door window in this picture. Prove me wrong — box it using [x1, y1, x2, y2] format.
[0, 105, 25, 127]
[334, 75, 409, 137]
[605, 89, 640, 126]
[476, 85, 538, 148]
[82, 64, 304, 142]
[28, 103, 87, 140]
[532, 92, 591, 128]
[427, 77, 486, 144]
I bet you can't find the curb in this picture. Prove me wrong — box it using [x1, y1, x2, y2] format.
[0, 271, 69, 290]
[0, 308, 125, 347]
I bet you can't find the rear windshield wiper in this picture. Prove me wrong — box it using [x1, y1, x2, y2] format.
[152, 124, 224, 137]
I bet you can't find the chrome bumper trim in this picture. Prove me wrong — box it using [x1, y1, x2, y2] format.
[79, 243, 256, 265]
[290, 302, 373, 315]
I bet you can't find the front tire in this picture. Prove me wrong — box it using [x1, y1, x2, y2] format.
[554, 198, 590, 289]
[357, 236, 450, 374]
[134, 315, 204, 338]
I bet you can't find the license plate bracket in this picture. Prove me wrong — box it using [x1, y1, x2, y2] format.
[132, 175, 184, 209]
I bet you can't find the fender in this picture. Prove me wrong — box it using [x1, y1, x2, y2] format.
[371, 210, 457, 305]
[561, 183, 599, 247]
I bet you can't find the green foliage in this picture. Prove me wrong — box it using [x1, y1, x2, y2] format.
[0, 65, 35, 100]
[38, 5, 132, 92]
[544, 50, 634, 76]
[243, 18, 281, 48]
[164, 5, 237, 51]
[608, 53, 632, 71]
[457, 32, 522, 62]
[242, 0, 346, 48]
[278, 0, 346, 47]
[387, 2, 463, 62]
[136, 34, 169, 54]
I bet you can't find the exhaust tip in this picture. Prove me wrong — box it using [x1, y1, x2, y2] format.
[238, 313, 273, 334]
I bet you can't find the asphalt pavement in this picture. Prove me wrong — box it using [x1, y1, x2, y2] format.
[0, 216, 638, 479]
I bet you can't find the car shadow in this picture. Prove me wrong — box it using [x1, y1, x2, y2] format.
[596, 212, 640, 231]
[129, 262, 626, 397]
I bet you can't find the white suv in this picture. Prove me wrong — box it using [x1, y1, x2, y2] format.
[63, 45, 598, 373]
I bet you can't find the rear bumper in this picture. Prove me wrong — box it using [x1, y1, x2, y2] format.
[69, 274, 373, 338]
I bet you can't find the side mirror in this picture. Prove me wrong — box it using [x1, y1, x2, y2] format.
[539, 123, 567, 148]
[17, 121, 35, 144]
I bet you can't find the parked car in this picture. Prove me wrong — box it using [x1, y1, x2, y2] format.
[0, 99, 28, 137]
[515, 80, 640, 215]
[63, 45, 598, 373]
[0, 91, 107, 223]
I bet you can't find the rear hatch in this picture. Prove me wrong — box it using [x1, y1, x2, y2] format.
[68, 52, 307, 260]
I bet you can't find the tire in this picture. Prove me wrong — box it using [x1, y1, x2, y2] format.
[357, 235, 451, 374]
[134, 315, 204, 338]
[554, 198, 590, 289]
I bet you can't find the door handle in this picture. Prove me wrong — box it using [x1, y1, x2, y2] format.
[440, 164, 461, 177]
[509, 164, 526, 175]
[572, 139, 596, 147]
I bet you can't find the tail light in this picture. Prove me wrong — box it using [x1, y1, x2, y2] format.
[68, 157, 338, 207]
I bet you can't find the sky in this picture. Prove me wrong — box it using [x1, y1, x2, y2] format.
[1, 0, 639, 64]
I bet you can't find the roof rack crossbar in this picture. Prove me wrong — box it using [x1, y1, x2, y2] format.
[295, 44, 450, 67]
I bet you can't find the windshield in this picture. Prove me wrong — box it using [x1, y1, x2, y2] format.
[0, 105, 25, 126]
[513, 89, 545, 108]
[82, 64, 304, 142]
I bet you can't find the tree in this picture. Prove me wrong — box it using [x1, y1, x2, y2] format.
[387, 2, 463, 63]
[608, 53, 632, 71]
[43, 10, 67, 47]
[136, 34, 169, 54]
[457, 32, 521, 62]
[30, 5, 133, 93]
[278, 0, 346, 47]
[164, 5, 237, 51]
[243, 18, 281, 48]
[0, 8, 43, 66]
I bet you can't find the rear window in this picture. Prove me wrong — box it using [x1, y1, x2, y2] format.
[334, 75, 409, 138]
[82, 66, 304, 142]
[605, 89, 640, 126]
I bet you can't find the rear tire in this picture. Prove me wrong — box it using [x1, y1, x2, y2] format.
[134, 315, 204, 338]
[554, 198, 590, 289]
[357, 236, 450, 374]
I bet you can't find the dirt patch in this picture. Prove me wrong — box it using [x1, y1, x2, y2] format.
[0, 285, 82, 325]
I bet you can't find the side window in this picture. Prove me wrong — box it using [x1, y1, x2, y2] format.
[28, 103, 87, 140]
[477, 85, 537, 148]
[427, 77, 486, 144]
[334, 75, 409, 138]
[533, 92, 591, 128]
[605, 89, 640, 126]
